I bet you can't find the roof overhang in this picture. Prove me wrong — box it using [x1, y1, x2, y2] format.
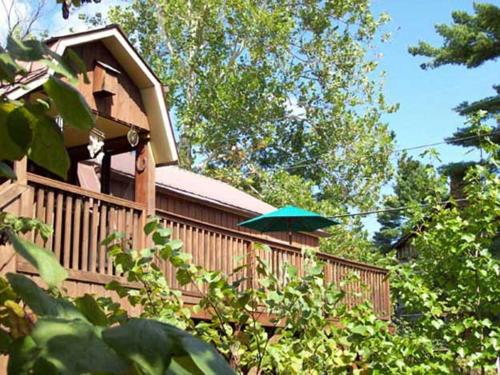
[5, 25, 178, 166]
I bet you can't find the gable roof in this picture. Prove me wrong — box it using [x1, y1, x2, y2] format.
[3, 24, 178, 166]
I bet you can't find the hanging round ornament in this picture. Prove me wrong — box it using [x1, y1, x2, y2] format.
[127, 126, 139, 147]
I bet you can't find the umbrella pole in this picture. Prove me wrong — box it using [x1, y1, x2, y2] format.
[288, 218, 292, 245]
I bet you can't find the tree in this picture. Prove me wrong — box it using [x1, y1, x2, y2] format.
[374, 153, 446, 251]
[409, 3, 500, 70]
[107, 0, 396, 213]
[390, 139, 500, 373]
[0, 0, 48, 41]
[409, 3, 499, 168]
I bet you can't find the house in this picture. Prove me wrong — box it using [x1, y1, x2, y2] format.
[0, 25, 391, 321]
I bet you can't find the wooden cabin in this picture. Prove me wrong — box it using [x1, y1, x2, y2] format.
[0, 25, 391, 321]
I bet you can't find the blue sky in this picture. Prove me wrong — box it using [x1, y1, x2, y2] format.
[372, 0, 497, 165]
[360, 0, 498, 234]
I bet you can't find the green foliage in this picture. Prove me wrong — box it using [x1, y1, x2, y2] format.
[390, 144, 500, 373]
[0, 230, 232, 374]
[374, 153, 446, 251]
[108, 0, 395, 216]
[409, 3, 499, 169]
[104, 218, 436, 374]
[0, 213, 65, 289]
[409, 3, 500, 69]
[0, 35, 95, 179]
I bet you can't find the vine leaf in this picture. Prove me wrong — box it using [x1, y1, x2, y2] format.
[103, 319, 234, 375]
[7, 274, 80, 320]
[30, 318, 129, 374]
[7, 234, 67, 289]
[43, 76, 94, 130]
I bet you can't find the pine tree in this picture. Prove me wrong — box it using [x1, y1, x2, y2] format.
[374, 153, 443, 251]
[409, 3, 499, 158]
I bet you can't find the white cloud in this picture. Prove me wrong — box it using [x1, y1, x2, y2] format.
[286, 96, 307, 120]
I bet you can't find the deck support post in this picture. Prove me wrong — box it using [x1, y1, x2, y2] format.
[246, 241, 256, 289]
[0, 158, 29, 276]
[101, 153, 111, 194]
[135, 141, 155, 246]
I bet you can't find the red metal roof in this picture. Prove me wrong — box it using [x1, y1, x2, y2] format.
[111, 153, 275, 216]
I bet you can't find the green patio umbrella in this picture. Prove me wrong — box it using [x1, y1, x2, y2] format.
[238, 205, 337, 244]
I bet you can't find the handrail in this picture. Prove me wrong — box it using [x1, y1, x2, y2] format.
[156, 209, 388, 274]
[27, 173, 146, 211]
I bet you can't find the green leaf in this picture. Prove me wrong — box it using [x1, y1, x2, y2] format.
[166, 358, 200, 375]
[7, 233, 67, 288]
[144, 219, 158, 235]
[0, 102, 31, 161]
[43, 76, 94, 130]
[350, 325, 368, 336]
[74, 294, 109, 326]
[169, 327, 234, 375]
[27, 112, 70, 179]
[0, 50, 19, 82]
[0, 329, 13, 353]
[7, 273, 82, 320]
[0, 162, 16, 180]
[7, 336, 38, 374]
[30, 318, 128, 374]
[169, 239, 183, 251]
[60, 48, 90, 84]
[7, 105, 35, 154]
[7, 37, 46, 61]
[104, 320, 234, 375]
[103, 319, 174, 375]
[40, 59, 78, 85]
[176, 268, 192, 286]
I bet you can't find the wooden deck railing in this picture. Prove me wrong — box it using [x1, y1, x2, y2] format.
[157, 209, 391, 320]
[19, 175, 390, 320]
[25, 173, 145, 276]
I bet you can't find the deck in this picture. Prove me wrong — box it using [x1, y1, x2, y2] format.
[2, 173, 391, 320]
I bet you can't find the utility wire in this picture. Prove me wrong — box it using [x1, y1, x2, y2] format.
[328, 198, 468, 219]
[282, 130, 500, 172]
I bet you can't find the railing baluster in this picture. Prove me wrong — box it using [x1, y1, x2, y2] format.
[81, 199, 90, 272]
[72, 198, 82, 270]
[90, 200, 99, 273]
[63, 195, 73, 268]
[54, 192, 63, 262]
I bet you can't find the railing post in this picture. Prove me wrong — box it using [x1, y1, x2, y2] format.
[246, 241, 256, 289]
[135, 141, 155, 247]
[0, 158, 30, 275]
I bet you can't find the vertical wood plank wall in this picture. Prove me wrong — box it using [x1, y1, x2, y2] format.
[156, 188, 320, 249]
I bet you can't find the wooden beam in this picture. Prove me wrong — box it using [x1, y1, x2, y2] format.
[135, 142, 155, 248]
[135, 141, 155, 214]
[101, 153, 111, 194]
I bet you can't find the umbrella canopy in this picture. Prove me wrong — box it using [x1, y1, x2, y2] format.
[238, 205, 337, 233]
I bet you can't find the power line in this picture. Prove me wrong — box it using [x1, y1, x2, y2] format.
[282, 129, 500, 172]
[328, 198, 468, 219]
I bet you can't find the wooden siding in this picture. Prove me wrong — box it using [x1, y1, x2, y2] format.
[156, 189, 320, 249]
[108, 170, 320, 249]
[69, 42, 149, 130]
